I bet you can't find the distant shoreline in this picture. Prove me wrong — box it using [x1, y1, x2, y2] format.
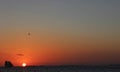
[0, 64, 120, 69]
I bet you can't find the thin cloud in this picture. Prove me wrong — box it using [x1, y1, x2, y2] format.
[16, 54, 24, 56]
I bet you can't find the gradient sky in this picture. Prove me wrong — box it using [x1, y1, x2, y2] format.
[0, 0, 120, 66]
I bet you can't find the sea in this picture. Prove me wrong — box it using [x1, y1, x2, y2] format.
[0, 65, 120, 72]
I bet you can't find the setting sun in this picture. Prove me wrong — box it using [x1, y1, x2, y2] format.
[22, 63, 27, 67]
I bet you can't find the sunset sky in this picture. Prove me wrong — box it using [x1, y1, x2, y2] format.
[0, 0, 120, 66]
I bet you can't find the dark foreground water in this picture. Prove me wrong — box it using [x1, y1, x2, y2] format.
[0, 65, 120, 72]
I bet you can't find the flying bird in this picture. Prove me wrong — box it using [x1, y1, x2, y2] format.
[27, 32, 31, 39]
[28, 32, 31, 36]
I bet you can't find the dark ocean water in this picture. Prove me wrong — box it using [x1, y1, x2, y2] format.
[0, 65, 120, 72]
